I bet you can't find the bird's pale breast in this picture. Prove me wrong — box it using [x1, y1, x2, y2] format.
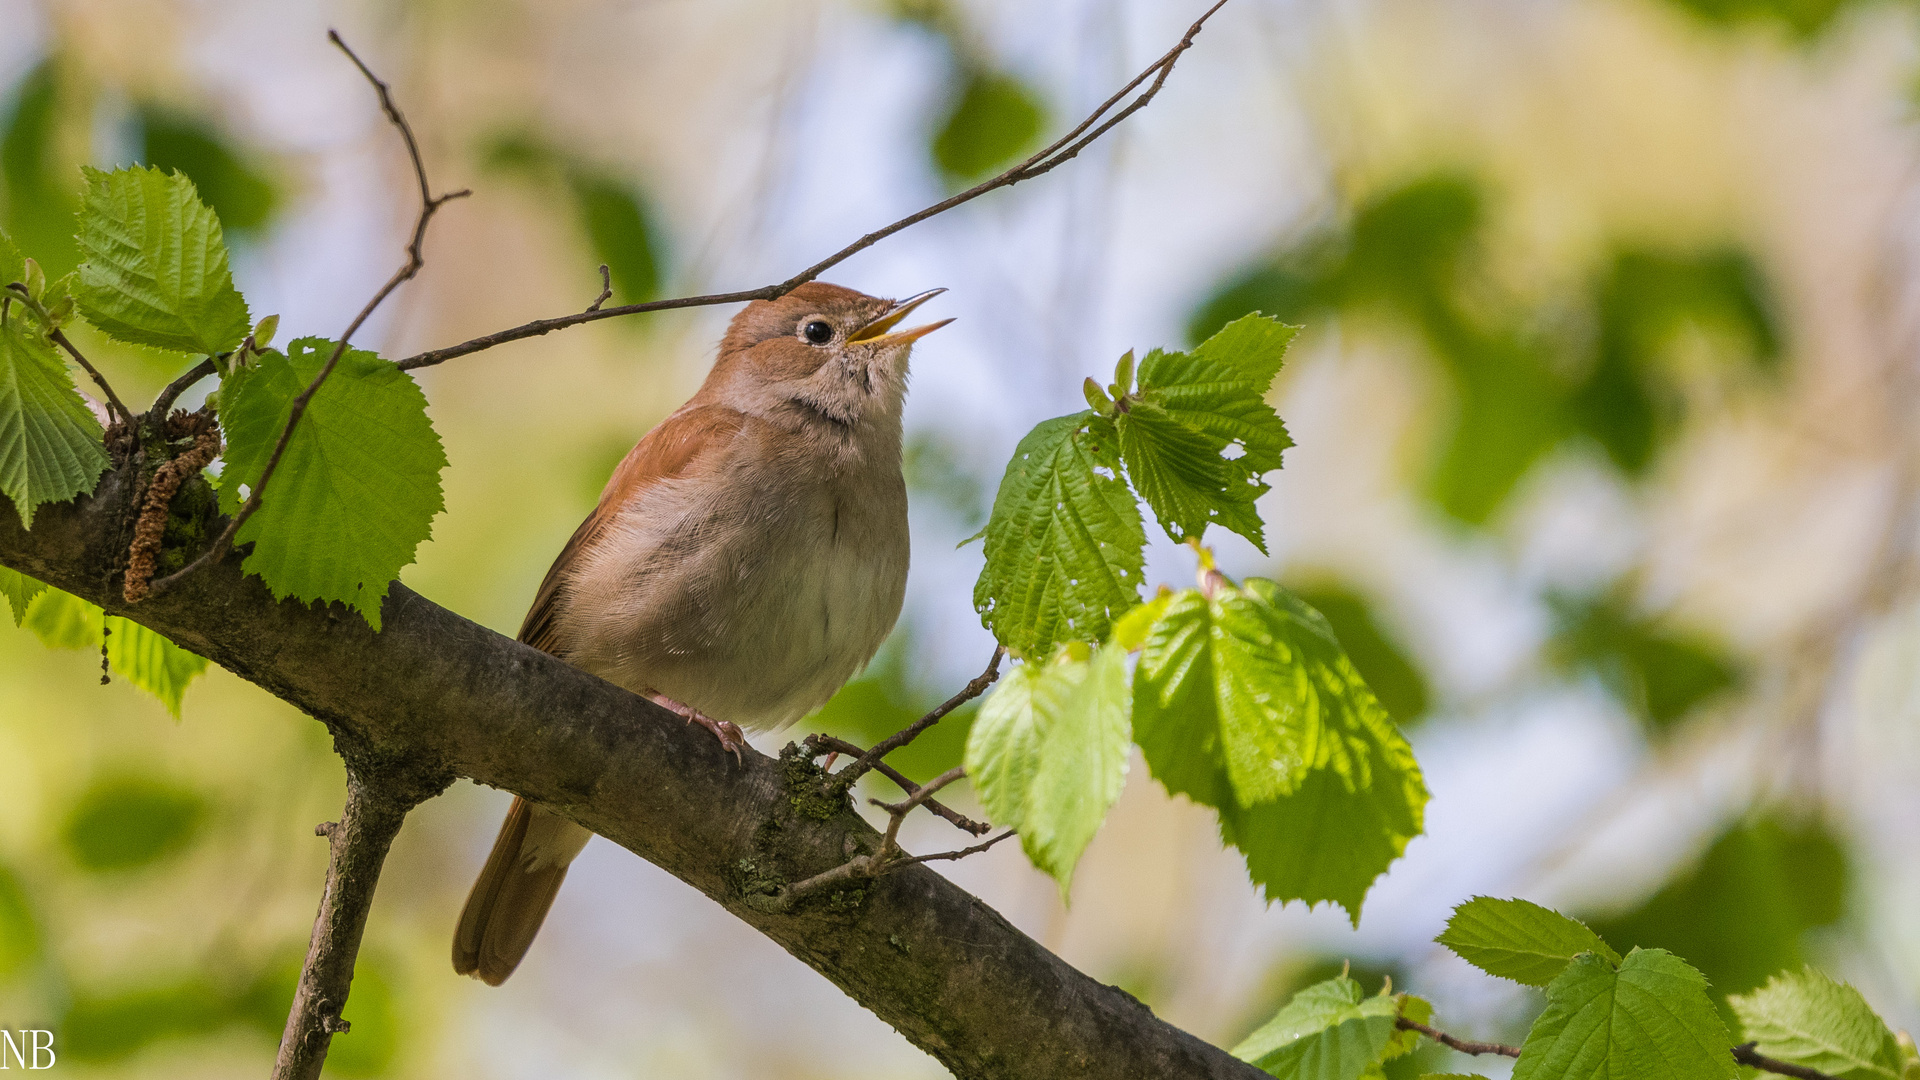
[556, 417, 909, 731]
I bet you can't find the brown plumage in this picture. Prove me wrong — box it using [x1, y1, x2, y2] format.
[452, 282, 949, 985]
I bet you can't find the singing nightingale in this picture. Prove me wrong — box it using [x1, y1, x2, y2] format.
[452, 282, 950, 985]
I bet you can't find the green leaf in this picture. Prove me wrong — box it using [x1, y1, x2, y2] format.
[1132, 579, 1427, 919]
[965, 642, 1132, 894]
[1513, 949, 1735, 1080]
[63, 774, 207, 872]
[72, 165, 250, 355]
[974, 411, 1144, 656]
[1420, 1075, 1493, 1079]
[217, 337, 447, 630]
[0, 564, 46, 625]
[1729, 967, 1906, 1080]
[1289, 581, 1430, 727]
[1120, 315, 1296, 550]
[1437, 896, 1622, 986]
[0, 312, 110, 527]
[932, 68, 1045, 184]
[106, 617, 208, 719]
[1232, 975, 1407, 1080]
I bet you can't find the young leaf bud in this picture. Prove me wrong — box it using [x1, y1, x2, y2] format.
[251, 314, 280, 349]
[1082, 376, 1114, 414]
[22, 257, 44, 301]
[45, 295, 73, 326]
[1112, 349, 1135, 396]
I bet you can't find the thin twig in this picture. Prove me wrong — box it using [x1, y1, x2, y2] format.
[1732, 1043, 1843, 1080]
[899, 827, 1016, 866]
[2, 282, 136, 427]
[392, 0, 1233, 371]
[272, 773, 410, 1080]
[1394, 1017, 1520, 1058]
[775, 767, 977, 909]
[147, 357, 219, 425]
[873, 765, 967, 855]
[145, 32, 469, 599]
[586, 264, 612, 313]
[48, 328, 135, 427]
[837, 646, 1004, 786]
[807, 734, 990, 835]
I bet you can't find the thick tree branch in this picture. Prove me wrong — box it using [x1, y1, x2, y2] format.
[391, 0, 1232, 372]
[272, 772, 419, 1080]
[145, 31, 469, 599]
[0, 473, 1266, 1080]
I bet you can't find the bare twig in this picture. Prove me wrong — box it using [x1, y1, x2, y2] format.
[586, 264, 612, 313]
[49, 328, 135, 428]
[1394, 1017, 1520, 1059]
[144, 32, 469, 599]
[899, 827, 1016, 867]
[837, 646, 1004, 786]
[806, 733, 991, 835]
[272, 772, 411, 1080]
[1732, 1043, 1843, 1080]
[774, 767, 975, 908]
[392, 0, 1233, 371]
[147, 357, 220, 425]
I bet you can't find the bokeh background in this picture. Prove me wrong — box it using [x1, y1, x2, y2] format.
[2, 0, 1919, 1075]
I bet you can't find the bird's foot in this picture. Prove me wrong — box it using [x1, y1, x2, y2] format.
[649, 694, 745, 763]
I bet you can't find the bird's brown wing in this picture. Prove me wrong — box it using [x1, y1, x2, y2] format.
[516, 403, 747, 655]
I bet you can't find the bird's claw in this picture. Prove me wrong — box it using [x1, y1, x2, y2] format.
[650, 694, 745, 764]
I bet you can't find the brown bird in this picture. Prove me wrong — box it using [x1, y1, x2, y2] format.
[453, 282, 950, 985]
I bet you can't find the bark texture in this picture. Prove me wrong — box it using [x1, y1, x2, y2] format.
[0, 468, 1268, 1080]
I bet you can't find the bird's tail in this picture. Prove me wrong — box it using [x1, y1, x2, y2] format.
[452, 796, 593, 985]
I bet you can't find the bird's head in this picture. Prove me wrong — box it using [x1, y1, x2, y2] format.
[708, 282, 950, 428]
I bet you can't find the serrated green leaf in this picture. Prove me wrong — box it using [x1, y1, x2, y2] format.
[974, 411, 1144, 656]
[106, 618, 207, 719]
[0, 314, 109, 528]
[965, 642, 1131, 894]
[1132, 579, 1427, 919]
[1730, 967, 1905, 1080]
[72, 165, 249, 356]
[1118, 315, 1296, 550]
[1513, 949, 1735, 1080]
[216, 337, 446, 630]
[0, 564, 46, 625]
[1233, 975, 1404, 1080]
[1437, 896, 1622, 986]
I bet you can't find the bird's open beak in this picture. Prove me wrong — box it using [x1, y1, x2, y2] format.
[847, 288, 953, 347]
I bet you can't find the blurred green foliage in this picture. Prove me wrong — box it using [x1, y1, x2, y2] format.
[890, 0, 1048, 185]
[63, 977, 233, 1061]
[1289, 580, 1430, 728]
[2, 59, 80, 277]
[135, 105, 278, 236]
[62, 774, 208, 873]
[0, 862, 40, 980]
[1547, 588, 1743, 734]
[932, 69, 1045, 184]
[905, 432, 988, 531]
[1659, 0, 1879, 38]
[482, 130, 666, 304]
[1585, 812, 1848, 1006]
[1190, 173, 1783, 525]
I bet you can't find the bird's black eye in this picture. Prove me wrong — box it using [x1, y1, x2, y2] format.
[802, 320, 833, 345]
